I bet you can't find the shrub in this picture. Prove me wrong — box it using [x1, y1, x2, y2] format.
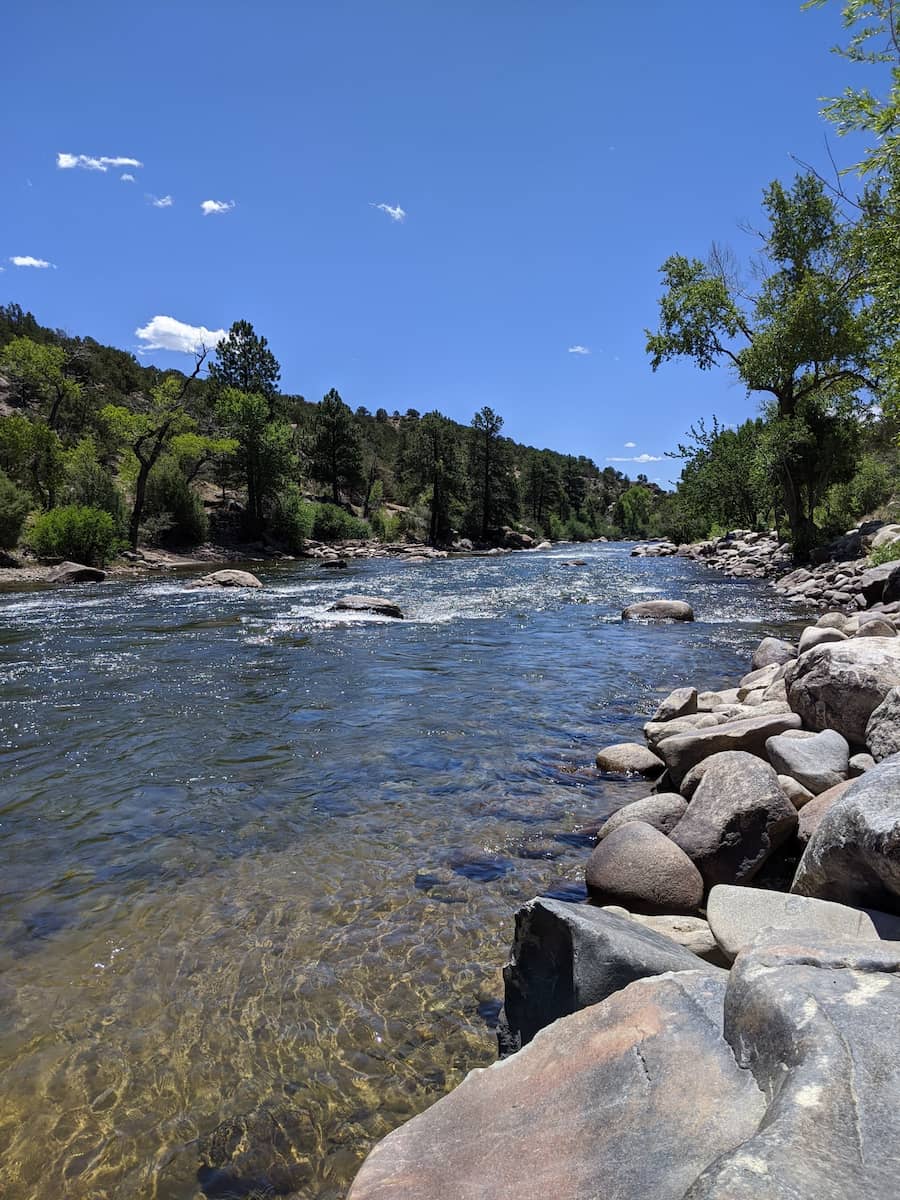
[0, 469, 32, 549]
[65, 437, 126, 533]
[268, 484, 315, 553]
[311, 503, 371, 541]
[29, 505, 118, 566]
[565, 517, 593, 542]
[143, 459, 208, 546]
[869, 540, 900, 567]
[371, 508, 401, 541]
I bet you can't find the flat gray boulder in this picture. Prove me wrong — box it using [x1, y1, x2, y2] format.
[792, 756, 900, 913]
[585, 820, 704, 914]
[786, 637, 900, 744]
[669, 751, 797, 887]
[765, 728, 849, 794]
[866, 685, 900, 761]
[595, 742, 664, 777]
[622, 599, 694, 621]
[46, 560, 106, 584]
[657, 713, 802, 786]
[329, 594, 404, 618]
[188, 569, 263, 589]
[798, 625, 848, 654]
[751, 637, 796, 671]
[597, 793, 688, 840]
[705, 884, 892, 963]
[351, 971, 763, 1200]
[651, 686, 698, 722]
[498, 898, 720, 1050]
[602, 906, 724, 965]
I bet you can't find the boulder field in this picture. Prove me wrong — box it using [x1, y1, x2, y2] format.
[348, 586, 900, 1200]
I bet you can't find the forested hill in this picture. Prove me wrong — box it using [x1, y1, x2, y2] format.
[0, 303, 659, 561]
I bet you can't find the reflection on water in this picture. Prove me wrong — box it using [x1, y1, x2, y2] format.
[0, 545, 805, 1198]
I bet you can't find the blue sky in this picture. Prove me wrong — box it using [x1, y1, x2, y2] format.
[2, 1, 858, 484]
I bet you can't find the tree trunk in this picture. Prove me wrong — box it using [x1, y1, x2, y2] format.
[778, 465, 817, 563]
[130, 462, 150, 550]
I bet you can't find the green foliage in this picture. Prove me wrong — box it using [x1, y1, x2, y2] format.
[208, 320, 280, 400]
[672, 417, 769, 534]
[142, 458, 208, 546]
[615, 485, 655, 536]
[370, 507, 401, 541]
[307, 389, 364, 505]
[311, 502, 371, 541]
[65, 437, 126, 531]
[467, 407, 519, 540]
[0, 336, 81, 428]
[28, 505, 118, 566]
[870, 539, 900, 565]
[216, 387, 296, 532]
[268, 483, 315, 553]
[822, 453, 895, 531]
[0, 469, 32, 549]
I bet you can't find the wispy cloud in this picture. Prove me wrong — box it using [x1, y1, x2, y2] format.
[624, 441, 636, 448]
[121, 173, 136, 183]
[371, 202, 406, 222]
[10, 255, 54, 269]
[57, 152, 143, 172]
[201, 199, 235, 216]
[567, 345, 590, 355]
[135, 315, 226, 354]
[606, 453, 663, 463]
[148, 194, 174, 208]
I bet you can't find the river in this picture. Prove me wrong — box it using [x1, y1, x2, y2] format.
[0, 544, 803, 1199]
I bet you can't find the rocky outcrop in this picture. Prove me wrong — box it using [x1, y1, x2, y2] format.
[188, 569, 263, 589]
[622, 599, 694, 621]
[328, 594, 404, 618]
[786, 638, 900, 744]
[585, 821, 704, 914]
[497, 899, 720, 1051]
[46, 561, 106, 584]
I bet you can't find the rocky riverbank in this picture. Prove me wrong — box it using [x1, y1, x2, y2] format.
[347, 565, 900, 1200]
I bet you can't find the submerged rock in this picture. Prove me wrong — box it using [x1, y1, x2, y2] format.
[595, 741, 665, 777]
[622, 599, 694, 621]
[329, 594, 404, 618]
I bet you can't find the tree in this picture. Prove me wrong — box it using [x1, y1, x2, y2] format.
[307, 388, 363, 505]
[670, 417, 769, 533]
[468, 406, 518, 541]
[0, 469, 32, 549]
[0, 337, 82, 429]
[208, 320, 280, 402]
[523, 450, 563, 528]
[405, 411, 465, 544]
[615, 485, 654, 536]
[647, 174, 876, 558]
[216, 389, 295, 532]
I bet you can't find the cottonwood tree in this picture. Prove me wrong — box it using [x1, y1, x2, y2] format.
[647, 174, 876, 558]
[0, 337, 82, 429]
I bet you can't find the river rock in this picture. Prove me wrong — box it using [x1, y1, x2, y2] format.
[859, 560, 897, 604]
[350, 971, 763, 1200]
[751, 637, 796, 671]
[765, 728, 850, 795]
[778, 773, 815, 808]
[585, 821, 704, 914]
[621, 599, 694, 622]
[798, 625, 848, 654]
[850, 751, 876, 776]
[652, 686, 698, 722]
[797, 779, 854, 844]
[329, 594, 404, 618]
[883, 563, 900, 605]
[498, 898, 720, 1051]
[686, 935, 900, 1199]
[866, 686, 900, 761]
[602, 907, 725, 965]
[657, 713, 803, 786]
[786, 637, 900, 744]
[595, 742, 665, 777]
[644, 713, 721, 749]
[705, 884, 889, 963]
[46, 561, 106, 584]
[669, 752, 797, 888]
[793, 756, 900, 912]
[188, 569, 263, 589]
[854, 616, 897, 638]
[597, 793, 688, 840]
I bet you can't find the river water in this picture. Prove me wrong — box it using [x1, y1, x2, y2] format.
[0, 544, 803, 1199]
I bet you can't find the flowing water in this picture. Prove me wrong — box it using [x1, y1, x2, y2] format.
[0, 544, 805, 1199]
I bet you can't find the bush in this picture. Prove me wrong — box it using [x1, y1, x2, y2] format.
[311, 503, 371, 541]
[65, 437, 126, 533]
[371, 508, 401, 541]
[564, 517, 593, 542]
[143, 459, 208, 546]
[268, 484, 315, 552]
[0, 469, 32, 549]
[869, 540, 900, 566]
[29, 505, 118, 566]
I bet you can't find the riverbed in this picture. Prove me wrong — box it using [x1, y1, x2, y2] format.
[0, 544, 804, 1199]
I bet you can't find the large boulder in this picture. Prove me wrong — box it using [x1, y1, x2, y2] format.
[657, 713, 803, 787]
[751, 637, 796, 671]
[866, 686, 900, 761]
[350, 972, 764, 1200]
[188, 569, 263, 589]
[46, 560, 106, 584]
[859, 560, 897, 604]
[597, 793, 688, 840]
[328, 594, 404, 618]
[601, 907, 724, 965]
[686, 936, 900, 1199]
[705, 883, 892, 963]
[786, 638, 900, 744]
[884, 563, 900, 605]
[644, 713, 721, 750]
[797, 779, 854, 845]
[595, 742, 665, 777]
[498, 899, 720, 1051]
[765, 728, 850, 795]
[622, 599, 694, 621]
[798, 625, 848, 654]
[669, 752, 797, 888]
[792, 756, 900, 913]
[651, 686, 699, 723]
[585, 821, 704, 914]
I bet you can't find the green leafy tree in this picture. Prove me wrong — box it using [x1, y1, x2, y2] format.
[216, 388, 296, 532]
[671, 417, 769, 533]
[208, 320, 280, 402]
[29, 505, 118, 566]
[615, 485, 654, 536]
[307, 388, 363, 505]
[647, 174, 876, 558]
[0, 469, 32, 549]
[0, 337, 82, 429]
[169, 431, 238, 484]
[65, 436, 126, 531]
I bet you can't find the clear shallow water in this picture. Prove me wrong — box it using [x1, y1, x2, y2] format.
[0, 544, 805, 1199]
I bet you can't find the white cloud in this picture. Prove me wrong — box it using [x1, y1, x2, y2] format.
[148, 194, 174, 208]
[624, 441, 636, 448]
[57, 152, 143, 172]
[201, 199, 235, 216]
[135, 315, 226, 354]
[121, 173, 136, 183]
[568, 345, 590, 355]
[10, 255, 54, 269]
[606, 453, 663, 463]
[371, 202, 406, 222]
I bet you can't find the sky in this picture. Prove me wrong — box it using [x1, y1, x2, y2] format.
[1, 0, 863, 485]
